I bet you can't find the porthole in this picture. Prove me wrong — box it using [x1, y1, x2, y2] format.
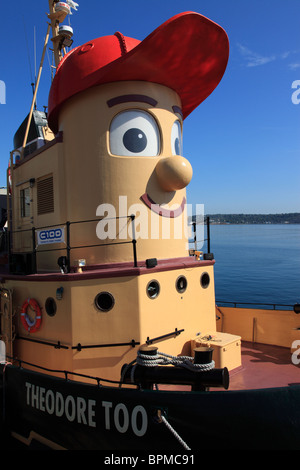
[176, 276, 187, 293]
[147, 280, 160, 299]
[200, 272, 210, 289]
[45, 297, 57, 317]
[94, 292, 115, 312]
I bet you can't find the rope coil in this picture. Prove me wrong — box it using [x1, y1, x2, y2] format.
[136, 350, 215, 371]
[119, 348, 216, 451]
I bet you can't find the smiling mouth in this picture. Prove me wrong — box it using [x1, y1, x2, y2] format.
[140, 193, 186, 218]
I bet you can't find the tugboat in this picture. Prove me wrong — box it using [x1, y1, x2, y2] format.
[0, 1, 299, 451]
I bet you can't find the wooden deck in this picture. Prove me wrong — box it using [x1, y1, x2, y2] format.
[227, 341, 300, 391]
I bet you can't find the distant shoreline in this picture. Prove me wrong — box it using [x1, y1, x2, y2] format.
[191, 213, 300, 225]
[208, 222, 300, 225]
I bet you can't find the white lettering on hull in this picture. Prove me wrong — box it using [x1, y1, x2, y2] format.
[25, 383, 148, 436]
[102, 401, 148, 436]
[25, 382, 96, 427]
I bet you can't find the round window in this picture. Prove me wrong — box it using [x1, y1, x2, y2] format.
[94, 292, 115, 312]
[45, 297, 57, 317]
[147, 280, 160, 299]
[176, 276, 187, 293]
[200, 272, 210, 289]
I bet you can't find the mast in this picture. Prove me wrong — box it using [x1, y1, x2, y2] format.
[20, 2, 78, 154]
[48, 0, 63, 68]
[47, 1, 77, 69]
[21, 24, 51, 152]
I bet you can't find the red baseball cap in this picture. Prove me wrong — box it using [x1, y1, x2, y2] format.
[48, 11, 229, 133]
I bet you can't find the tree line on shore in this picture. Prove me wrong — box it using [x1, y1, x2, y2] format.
[191, 213, 300, 224]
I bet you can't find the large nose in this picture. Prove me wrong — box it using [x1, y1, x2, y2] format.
[155, 155, 193, 192]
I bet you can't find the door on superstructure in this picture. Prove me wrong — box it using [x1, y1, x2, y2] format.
[0, 288, 14, 359]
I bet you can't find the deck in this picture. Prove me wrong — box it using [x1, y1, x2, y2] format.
[160, 341, 300, 392]
[227, 341, 299, 391]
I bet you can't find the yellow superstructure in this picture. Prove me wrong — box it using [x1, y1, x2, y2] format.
[1, 7, 240, 386]
[4, 81, 221, 383]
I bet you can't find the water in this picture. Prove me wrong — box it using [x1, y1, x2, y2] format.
[196, 224, 300, 307]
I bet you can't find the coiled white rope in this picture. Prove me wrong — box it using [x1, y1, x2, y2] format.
[136, 350, 215, 371]
[119, 349, 215, 386]
[120, 349, 215, 450]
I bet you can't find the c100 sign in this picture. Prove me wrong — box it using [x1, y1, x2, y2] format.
[36, 227, 65, 245]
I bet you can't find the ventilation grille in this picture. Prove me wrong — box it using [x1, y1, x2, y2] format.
[37, 176, 54, 215]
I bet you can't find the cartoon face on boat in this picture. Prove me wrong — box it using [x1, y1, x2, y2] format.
[47, 12, 228, 260]
[107, 87, 192, 218]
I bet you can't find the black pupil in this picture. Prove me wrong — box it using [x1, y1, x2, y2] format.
[123, 128, 147, 153]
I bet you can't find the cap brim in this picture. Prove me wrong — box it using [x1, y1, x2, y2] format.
[104, 12, 229, 116]
[48, 12, 229, 132]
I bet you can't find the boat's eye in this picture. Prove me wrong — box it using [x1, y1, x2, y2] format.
[171, 120, 183, 156]
[109, 110, 160, 156]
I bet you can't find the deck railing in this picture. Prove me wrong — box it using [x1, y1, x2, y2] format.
[216, 300, 299, 312]
[8, 215, 138, 274]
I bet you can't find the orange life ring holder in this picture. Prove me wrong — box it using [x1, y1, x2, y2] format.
[20, 298, 42, 333]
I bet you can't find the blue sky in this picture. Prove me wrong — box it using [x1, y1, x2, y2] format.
[0, 0, 299, 214]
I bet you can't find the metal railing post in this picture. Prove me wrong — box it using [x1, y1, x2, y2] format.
[66, 221, 71, 272]
[207, 216, 211, 253]
[32, 227, 37, 273]
[130, 215, 138, 267]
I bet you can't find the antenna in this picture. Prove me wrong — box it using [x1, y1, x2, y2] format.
[34, 26, 37, 109]
[22, 16, 34, 92]
[34, 26, 37, 85]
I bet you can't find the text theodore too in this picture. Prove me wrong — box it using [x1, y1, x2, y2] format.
[25, 382, 148, 437]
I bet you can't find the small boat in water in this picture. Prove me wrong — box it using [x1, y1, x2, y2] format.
[0, 1, 299, 451]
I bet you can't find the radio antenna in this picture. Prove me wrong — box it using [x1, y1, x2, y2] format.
[22, 16, 34, 93]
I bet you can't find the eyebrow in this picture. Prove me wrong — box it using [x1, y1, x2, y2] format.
[107, 94, 158, 108]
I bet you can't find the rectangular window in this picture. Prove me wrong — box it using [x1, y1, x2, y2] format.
[20, 187, 31, 218]
[37, 176, 54, 215]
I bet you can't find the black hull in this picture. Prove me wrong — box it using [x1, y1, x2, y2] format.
[1, 364, 300, 450]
